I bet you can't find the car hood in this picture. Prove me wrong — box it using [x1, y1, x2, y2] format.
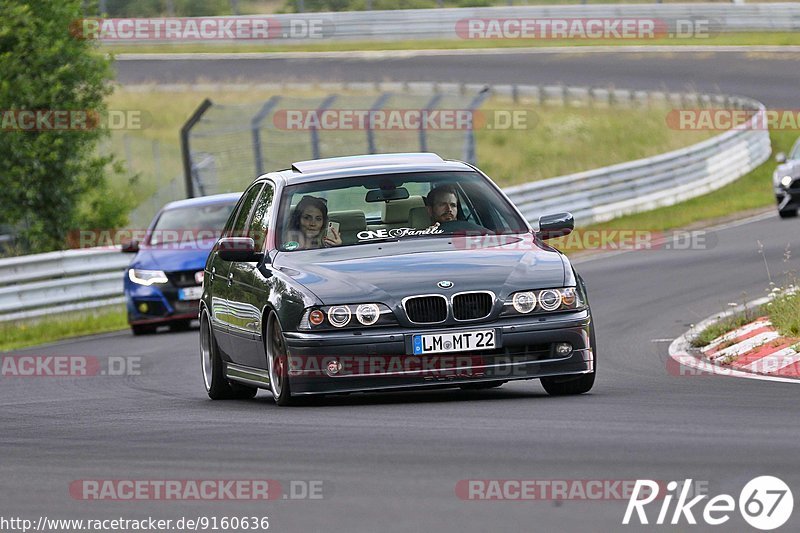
[273, 235, 567, 304]
[131, 246, 212, 273]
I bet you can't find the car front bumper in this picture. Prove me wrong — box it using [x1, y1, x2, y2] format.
[282, 311, 594, 395]
[125, 282, 200, 326]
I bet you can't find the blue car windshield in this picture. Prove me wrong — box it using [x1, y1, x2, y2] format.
[277, 171, 529, 251]
[149, 202, 237, 245]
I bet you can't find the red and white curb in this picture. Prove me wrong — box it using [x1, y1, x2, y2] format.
[668, 296, 800, 384]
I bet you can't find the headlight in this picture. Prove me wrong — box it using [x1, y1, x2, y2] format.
[781, 175, 794, 188]
[128, 268, 168, 286]
[502, 287, 586, 317]
[299, 303, 397, 330]
[538, 289, 562, 311]
[328, 306, 352, 328]
[512, 291, 536, 314]
[355, 303, 380, 325]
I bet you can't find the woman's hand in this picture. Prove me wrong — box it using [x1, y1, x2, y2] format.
[323, 225, 342, 247]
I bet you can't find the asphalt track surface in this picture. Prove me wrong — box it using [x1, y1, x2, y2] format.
[114, 49, 800, 107]
[2, 50, 800, 532]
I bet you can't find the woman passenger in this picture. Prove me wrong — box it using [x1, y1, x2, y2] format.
[286, 196, 342, 250]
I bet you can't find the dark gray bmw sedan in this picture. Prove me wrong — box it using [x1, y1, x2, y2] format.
[200, 153, 596, 405]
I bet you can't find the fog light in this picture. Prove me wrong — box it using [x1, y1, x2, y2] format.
[555, 342, 573, 356]
[138, 302, 149, 313]
[326, 360, 342, 376]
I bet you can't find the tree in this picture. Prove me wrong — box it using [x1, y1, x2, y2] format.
[0, 0, 126, 253]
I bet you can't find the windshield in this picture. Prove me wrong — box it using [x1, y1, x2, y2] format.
[149, 202, 237, 246]
[277, 171, 529, 251]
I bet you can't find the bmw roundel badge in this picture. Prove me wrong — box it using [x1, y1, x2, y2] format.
[437, 280, 454, 289]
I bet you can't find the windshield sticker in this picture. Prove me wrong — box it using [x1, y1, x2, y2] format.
[357, 227, 444, 241]
[282, 241, 300, 251]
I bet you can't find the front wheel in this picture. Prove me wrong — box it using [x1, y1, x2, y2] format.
[200, 310, 257, 400]
[778, 207, 798, 219]
[541, 326, 596, 396]
[540, 372, 595, 396]
[266, 313, 293, 406]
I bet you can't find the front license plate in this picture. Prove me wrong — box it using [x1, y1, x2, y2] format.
[413, 329, 496, 355]
[178, 286, 203, 301]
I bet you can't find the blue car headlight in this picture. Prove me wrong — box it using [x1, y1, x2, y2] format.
[128, 268, 168, 286]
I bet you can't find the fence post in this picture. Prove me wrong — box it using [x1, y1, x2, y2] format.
[419, 93, 443, 152]
[311, 95, 338, 160]
[463, 86, 491, 165]
[152, 140, 162, 181]
[251, 96, 282, 177]
[366, 92, 393, 154]
[180, 98, 213, 199]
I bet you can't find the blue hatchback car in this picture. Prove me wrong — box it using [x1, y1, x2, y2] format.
[123, 193, 241, 335]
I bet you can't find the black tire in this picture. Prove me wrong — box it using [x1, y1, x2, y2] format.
[266, 313, 293, 406]
[459, 381, 506, 390]
[200, 310, 257, 400]
[131, 324, 156, 336]
[778, 207, 798, 219]
[541, 327, 597, 396]
[540, 372, 595, 396]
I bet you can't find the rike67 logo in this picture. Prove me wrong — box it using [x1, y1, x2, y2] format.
[623, 476, 793, 530]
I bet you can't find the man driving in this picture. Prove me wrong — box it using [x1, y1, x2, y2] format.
[426, 185, 459, 224]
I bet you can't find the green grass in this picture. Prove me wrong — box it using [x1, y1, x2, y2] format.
[98, 32, 800, 55]
[766, 290, 800, 338]
[690, 311, 758, 348]
[568, 129, 797, 235]
[0, 306, 129, 352]
[106, 86, 715, 204]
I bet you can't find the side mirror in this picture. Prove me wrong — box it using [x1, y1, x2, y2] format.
[775, 152, 786, 164]
[218, 237, 261, 262]
[121, 240, 139, 253]
[538, 212, 574, 240]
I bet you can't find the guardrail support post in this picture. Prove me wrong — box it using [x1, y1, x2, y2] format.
[180, 98, 213, 199]
[420, 93, 443, 153]
[366, 92, 392, 154]
[311, 95, 338, 160]
[251, 96, 282, 177]
[463, 86, 491, 165]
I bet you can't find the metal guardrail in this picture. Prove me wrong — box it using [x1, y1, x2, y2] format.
[0, 85, 772, 322]
[505, 95, 771, 224]
[0, 248, 129, 322]
[103, 4, 800, 44]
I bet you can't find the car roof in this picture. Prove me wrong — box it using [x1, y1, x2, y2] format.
[162, 192, 242, 211]
[271, 153, 476, 186]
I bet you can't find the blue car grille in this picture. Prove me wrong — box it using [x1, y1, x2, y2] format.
[166, 270, 200, 288]
[404, 296, 447, 323]
[453, 292, 493, 320]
